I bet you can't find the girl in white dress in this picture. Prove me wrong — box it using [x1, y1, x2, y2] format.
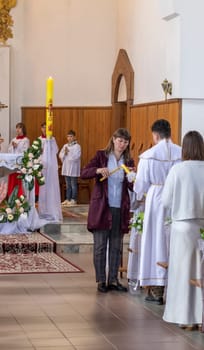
[162, 130, 204, 330]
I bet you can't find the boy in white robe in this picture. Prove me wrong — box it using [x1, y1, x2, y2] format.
[134, 119, 181, 304]
[59, 130, 81, 206]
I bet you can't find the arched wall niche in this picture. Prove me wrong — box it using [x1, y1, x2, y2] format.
[111, 49, 134, 132]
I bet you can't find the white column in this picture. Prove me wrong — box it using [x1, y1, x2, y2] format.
[0, 45, 10, 152]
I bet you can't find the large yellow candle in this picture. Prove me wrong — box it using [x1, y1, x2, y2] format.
[46, 77, 54, 139]
[121, 164, 130, 174]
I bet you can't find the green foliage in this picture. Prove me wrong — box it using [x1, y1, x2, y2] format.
[0, 186, 31, 223]
[18, 138, 45, 191]
[200, 228, 204, 240]
[129, 211, 144, 233]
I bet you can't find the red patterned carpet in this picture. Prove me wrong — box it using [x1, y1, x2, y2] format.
[0, 232, 83, 274]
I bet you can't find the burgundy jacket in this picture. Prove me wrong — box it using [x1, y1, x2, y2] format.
[81, 150, 134, 234]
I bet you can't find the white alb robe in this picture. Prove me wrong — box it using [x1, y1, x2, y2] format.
[134, 139, 181, 286]
[59, 142, 81, 177]
[162, 161, 204, 325]
[8, 137, 30, 154]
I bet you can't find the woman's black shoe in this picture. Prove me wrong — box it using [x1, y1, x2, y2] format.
[108, 280, 128, 292]
[97, 282, 108, 293]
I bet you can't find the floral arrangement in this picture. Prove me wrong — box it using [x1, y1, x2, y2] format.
[126, 170, 136, 183]
[129, 211, 144, 233]
[0, 186, 30, 223]
[18, 138, 45, 191]
[200, 228, 204, 240]
[165, 217, 172, 226]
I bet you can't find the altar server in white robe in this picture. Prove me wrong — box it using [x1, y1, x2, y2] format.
[59, 130, 81, 206]
[162, 130, 204, 329]
[134, 119, 181, 304]
[7, 122, 30, 197]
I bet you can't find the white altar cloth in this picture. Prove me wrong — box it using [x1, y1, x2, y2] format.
[0, 153, 22, 177]
[0, 153, 49, 234]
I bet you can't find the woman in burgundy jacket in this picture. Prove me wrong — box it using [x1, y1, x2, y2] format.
[81, 128, 134, 293]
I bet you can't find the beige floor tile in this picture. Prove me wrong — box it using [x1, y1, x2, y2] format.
[26, 329, 64, 339]
[0, 251, 202, 350]
[35, 347, 75, 350]
[30, 337, 71, 347]
[69, 335, 114, 347]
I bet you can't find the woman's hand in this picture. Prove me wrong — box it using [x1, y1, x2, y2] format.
[96, 167, 110, 179]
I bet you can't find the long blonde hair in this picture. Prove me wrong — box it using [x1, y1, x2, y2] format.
[104, 128, 131, 162]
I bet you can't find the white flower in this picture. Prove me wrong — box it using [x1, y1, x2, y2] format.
[0, 214, 4, 221]
[25, 174, 33, 183]
[28, 153, 34, 159]
[15, 199, 21, 206]
[32, 145, 39, 150]
[33, 140, 40, 146]
[21, 167, 27, 174]
[7, 214, 14, 222]
[27, 161, 33, 167]
[37, 171, 42, 177]
[126, 171, 136, 183]
[33, 164, 40, 170]
[165, 217, 172, 225]
[39, 177, 45, 183]
[19, 195, 25, 202]
[19, 207, 24, 213]
[28, 168, 33, 174]
[6, 208, 12, 214]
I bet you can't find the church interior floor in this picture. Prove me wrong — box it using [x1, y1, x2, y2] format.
[0, 205, 203, 349]
[0, 251, 204, 349]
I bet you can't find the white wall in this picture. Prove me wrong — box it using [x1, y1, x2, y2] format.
[8, 0, 117, 135]
[4, 0, 204, 141]
[181, 100, 204, 138]
[175, 0, 204, 137]
[117, 0, 204, 137]
[176, 0, 204, 98]
[0, 46, 10, 151]
[117, 0, 180, 103]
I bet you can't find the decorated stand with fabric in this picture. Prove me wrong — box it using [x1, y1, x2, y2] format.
[0, 138, 48, 233]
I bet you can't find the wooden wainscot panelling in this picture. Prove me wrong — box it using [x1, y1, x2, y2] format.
[129, 99, 182, 167]
[22, 100, 182, 203]
[22, 106, 112, 204]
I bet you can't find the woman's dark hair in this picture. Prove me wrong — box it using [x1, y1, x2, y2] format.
[16, 122, 27, 136]
[105, 128, 131, 161]
[41, 122, 46, 127]
[182, 130, 204, 161]
[151, 119, 171, 139]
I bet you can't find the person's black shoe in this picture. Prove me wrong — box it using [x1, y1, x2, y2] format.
[145, 295, 163, 305]
[97, 282, 108, 293]
[108, 280, 128, 292]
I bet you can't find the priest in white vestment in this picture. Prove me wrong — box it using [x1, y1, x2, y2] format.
[134, 119, 181, 304]
[162, 130, 204, 329]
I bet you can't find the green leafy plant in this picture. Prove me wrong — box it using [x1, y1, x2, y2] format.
[0, 186, 30, 223]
